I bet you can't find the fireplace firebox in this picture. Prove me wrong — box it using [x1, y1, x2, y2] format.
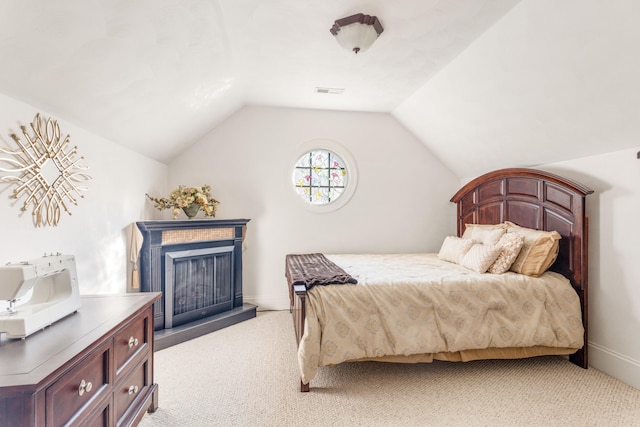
[136, 219, 255, 350]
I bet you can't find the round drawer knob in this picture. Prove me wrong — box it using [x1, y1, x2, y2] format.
[128, 385, 139, 395]
[78, 379, 93, 396]
[128, 336, 139, 348]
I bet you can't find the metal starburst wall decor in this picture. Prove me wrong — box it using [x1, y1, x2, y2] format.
[0, 113, 92, 227]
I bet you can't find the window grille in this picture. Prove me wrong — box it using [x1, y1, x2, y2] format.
[292, 149, 348, 205]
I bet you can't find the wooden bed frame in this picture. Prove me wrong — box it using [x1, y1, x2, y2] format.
[289, 168, 593, 392]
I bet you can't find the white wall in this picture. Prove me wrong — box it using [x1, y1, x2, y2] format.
[168, 106, 460, 310]
[0, 93, 168, 298]
[538, 148, 640, 389]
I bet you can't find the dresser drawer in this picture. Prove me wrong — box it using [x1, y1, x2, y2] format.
[46, 340, 110, 427]
[114, 357, 151, 426]
[114, 308, 151, 377]
[68, 394, 112, 427]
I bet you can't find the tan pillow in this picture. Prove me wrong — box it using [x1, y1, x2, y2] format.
[504, 221, 561, 276]
[461, 223, 507, 245]
[487, 232, 525, 274]
[438, 236, 474, 264]
[460, 243, 501, 273]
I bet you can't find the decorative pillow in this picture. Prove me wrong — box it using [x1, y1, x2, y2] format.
[487, 232, 525, 274]
[438, 236, 474, 264]
[461, 223, 507, 245]
[460, 243, 502, 273]
[504, 221, 561, 276]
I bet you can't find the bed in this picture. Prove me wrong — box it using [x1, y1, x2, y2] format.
[286, 168, 593, 392]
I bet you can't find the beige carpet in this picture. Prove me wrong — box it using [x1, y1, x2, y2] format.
[139, 311, 640, 427]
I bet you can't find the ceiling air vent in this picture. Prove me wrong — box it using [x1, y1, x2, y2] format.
[315, 87, 345, 95]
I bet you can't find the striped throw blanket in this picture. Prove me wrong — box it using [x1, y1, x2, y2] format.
[285, 253, 358, 290]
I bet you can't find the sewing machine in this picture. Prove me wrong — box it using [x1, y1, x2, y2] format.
[0, 254, 81, 339]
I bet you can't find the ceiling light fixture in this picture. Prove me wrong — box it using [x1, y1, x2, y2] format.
[330, 13, 384, 54]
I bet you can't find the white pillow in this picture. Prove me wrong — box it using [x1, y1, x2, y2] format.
[461, 224, 507, 245]
[438, 236, 474, 264]
[460, 243, 501, 273]
[487, 232, 525, 274]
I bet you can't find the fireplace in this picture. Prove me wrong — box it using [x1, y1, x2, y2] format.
[136, 219, 255, 349]
[165, 246, 234, 329]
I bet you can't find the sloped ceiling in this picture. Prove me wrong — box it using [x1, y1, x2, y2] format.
[394, 0, 640, 179]
[0, 1, 636, 179]
[0, 0, 519, 166]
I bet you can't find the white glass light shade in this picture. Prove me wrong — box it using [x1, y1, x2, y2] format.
[330, 13, 383, 54]
[335, 23, 379, 53]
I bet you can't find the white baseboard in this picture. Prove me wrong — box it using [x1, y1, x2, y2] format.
[588, 341, 640, 389]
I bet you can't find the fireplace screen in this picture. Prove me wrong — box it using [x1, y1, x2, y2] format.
[165, 246, 234, 329]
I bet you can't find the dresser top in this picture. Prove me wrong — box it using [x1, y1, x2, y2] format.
[0, 293, 161, 389]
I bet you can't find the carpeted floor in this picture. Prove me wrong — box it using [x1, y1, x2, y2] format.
[139, 311, 640, 426]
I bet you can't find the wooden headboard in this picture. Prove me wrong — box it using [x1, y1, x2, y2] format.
[450, 168, 594, 368]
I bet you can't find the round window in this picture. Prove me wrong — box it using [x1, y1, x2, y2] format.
[292, 149, 348, 205]
[290, 141, 357, 212]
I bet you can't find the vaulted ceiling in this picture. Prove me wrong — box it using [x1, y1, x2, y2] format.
[1, 1, 638, 179]
[0, 1, 520, 162]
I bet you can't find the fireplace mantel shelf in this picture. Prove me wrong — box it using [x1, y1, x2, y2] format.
[137, 218, 250, 229]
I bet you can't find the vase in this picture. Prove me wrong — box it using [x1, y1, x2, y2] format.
[182, 204, 200, 219]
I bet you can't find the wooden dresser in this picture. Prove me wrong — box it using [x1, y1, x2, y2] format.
[0, 293, 161, 427]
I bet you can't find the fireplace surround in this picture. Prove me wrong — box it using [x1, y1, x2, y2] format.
[136, 219, 255, 349]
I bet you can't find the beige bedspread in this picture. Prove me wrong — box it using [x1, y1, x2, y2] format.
[297, 254, 584, 385]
